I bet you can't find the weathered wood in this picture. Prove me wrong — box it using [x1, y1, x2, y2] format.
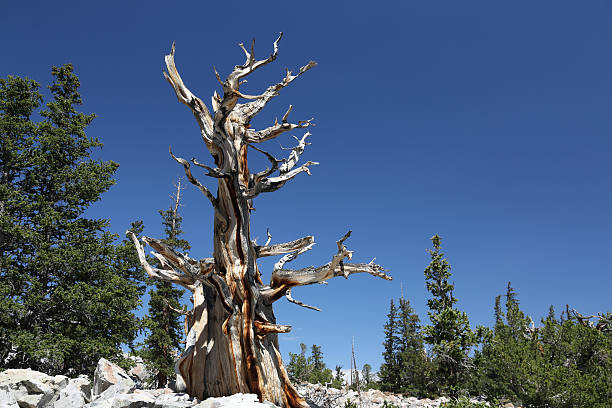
[127, 34, 391, 408]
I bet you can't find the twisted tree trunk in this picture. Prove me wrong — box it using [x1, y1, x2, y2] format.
[127, 34, 391, 407]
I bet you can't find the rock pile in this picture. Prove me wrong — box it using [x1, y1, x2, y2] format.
[296, 383, 518, 408]
[0, 359, 519, 408]
[0, 358, 278, 408]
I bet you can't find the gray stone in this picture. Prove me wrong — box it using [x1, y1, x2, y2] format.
[110, 392, 156, 408]
[152, 402, 192, 408]
[93, 359, 135, 396]
[70, 376, 92, 403]
[54, 379, 93, 408]
[0, 384, 20, 408]
[94, 383, 136, 403]
[194, 393, 278, 408]
[52, 376, 70, 391]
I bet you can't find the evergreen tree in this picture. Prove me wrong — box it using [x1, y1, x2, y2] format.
[0, 66, 145, 375]
[308, 344, 332, 384]
[475, 285, 612, 407]
[287, 343, 311, 383]
[379, 299, 400, 392]
[494, 295, 503, 326]
[140, 180, 190, 388]
[361, 363, 372, 389]
[397, 297, 428, 396]
[331, 365, 344, 389]
[422, 235, 474, 396]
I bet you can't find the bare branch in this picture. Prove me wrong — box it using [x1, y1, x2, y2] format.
[245, 161, 319, 199]
[254, 320, 292, 336]
[273, 241, 315, 271]
[169, 146, 217, 207]
[163, 43, 214, 145]
[142, 236, 214, 279]
[191, 157, 229, 178]
[245, 118, 314, 144]
[235, 60, 317, 122]
[279, 132, 311, 174]
[248, 144, 283, 183]
[285, 288, 320, 312]
[126, 231, 195, 290]
[572, 309, 612, 333]
[255, 236, 315, 258]
[265, 228, 272, 247]
[270, 232, 391, 288]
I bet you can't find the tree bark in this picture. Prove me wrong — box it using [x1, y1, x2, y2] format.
[127, 34, 391, 407]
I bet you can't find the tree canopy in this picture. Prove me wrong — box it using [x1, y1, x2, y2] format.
[0, 65, 145, 375]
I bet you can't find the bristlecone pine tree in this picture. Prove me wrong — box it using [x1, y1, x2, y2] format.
[127, 34, 391, 407]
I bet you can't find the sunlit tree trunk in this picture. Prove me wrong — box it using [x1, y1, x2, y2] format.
[127, 34, 391, 407]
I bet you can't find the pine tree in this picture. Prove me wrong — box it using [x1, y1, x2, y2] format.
[0, 66, 145, 375]
[397, 297, 428, 396]
[140, 179, 190, 387]
[308, 344, 332, 384]
[379, 299, 400, 392]
[287, 343, 311, 383]
[331, 365, 344, 389]
[494, 295, 503, 326]
[422, 235, 474, 397]
[361, 363, 372, 389]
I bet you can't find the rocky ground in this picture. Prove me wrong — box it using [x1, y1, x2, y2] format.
[0, 358, 516, 408]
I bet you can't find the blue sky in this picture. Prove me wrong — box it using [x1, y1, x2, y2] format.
[3, 1, 612, 373]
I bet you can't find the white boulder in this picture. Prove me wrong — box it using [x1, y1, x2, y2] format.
[93, 359, 135, 396]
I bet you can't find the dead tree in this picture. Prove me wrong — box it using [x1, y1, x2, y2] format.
[127, 34, 391, 408]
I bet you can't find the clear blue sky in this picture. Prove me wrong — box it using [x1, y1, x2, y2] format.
[3, 1, 612, 373]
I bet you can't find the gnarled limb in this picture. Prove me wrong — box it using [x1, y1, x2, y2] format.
[191, 157, 230, 179]
[246, 118, 314, 144]
[235, 61, 317, 122]
[245, 161, 318, 199]
[142, 236, 214, 279]
[285, 288, 320, 312]
[249, 144, 283, 184]
[279, 132, 311, 174]
[126, 230, 196, 290]
[572, 309, 612, 333]
[214, 33, 284, 122]
[164, 43, 214, 146]
[270, 232, 391, 289]
[254, 321, 292, 336]
[255, 235, 314, 258]
[170, 147, 218, 207]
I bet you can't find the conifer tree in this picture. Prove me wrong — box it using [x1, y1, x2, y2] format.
[140, 179, 190, 387]
[331, 365, 344, 389]
[422, 235, 474, 396]
[361, 364, 372, 389]
[397, 297, 428, 396]
[287, 343, 311, 383]
[379, 299, 400, 392]
[0, 66, 145, 374]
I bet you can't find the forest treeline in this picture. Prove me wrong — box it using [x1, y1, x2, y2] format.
[0, 67, 186, 384]
[2, 68, 611, 407]
[286, 236, 612, 408]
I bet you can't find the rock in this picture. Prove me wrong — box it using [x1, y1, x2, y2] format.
[0, 369, 57, 408]
[93, 359, 135, 396]
[194, 393, 279, 408]
[127, 363, 152, 387]
[52, 376, 70, 391]
[0, 384, 20, 408]
[94, 382, 136, 403]
[111, 392, 156, 408]
[54, 376, 94, 408]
